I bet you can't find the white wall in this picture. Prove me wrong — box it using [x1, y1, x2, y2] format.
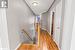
[41, 12, 49, 32]
[70, 15, 75, 50]
[60, 0, 74, 50]
[17, 0, 35, 43]
[53, 1, 62, 48]
[6, 0, 35, 50]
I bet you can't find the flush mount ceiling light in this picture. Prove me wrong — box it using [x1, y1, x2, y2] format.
[32, 1, 38, 6]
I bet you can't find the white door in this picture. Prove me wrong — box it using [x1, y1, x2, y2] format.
[0, 8, 10, 50]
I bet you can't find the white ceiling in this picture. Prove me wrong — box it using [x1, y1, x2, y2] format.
[24, 0, 55, 15]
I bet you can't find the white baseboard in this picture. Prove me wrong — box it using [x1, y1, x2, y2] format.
[15, 43, 21, 50]
[0, 38, 2, 49]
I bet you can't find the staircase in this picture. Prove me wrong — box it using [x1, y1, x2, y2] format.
[17, 28, 59, 50]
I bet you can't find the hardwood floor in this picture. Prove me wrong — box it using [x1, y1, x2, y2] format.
[17, 29, 59, 50]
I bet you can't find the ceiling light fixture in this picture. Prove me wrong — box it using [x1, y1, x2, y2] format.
[32, 1, 38, 6]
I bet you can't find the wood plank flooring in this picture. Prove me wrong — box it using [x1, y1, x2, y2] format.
[17, 29, 59, 50]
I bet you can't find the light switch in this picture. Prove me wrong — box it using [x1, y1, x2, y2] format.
[57, 27, 60, 29]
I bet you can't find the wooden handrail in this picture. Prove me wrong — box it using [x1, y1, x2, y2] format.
[22, 29, 33, 41]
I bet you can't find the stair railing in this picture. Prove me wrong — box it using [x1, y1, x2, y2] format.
[22, 29, 33, 42]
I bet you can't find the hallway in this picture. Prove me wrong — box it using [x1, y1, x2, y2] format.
[0, 0, 74, 50]
[17, 28, 59, 50]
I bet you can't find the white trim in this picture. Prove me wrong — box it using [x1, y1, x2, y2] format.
[15, 43, 21, 50]
[70, 15, 75, 50]
[0, 8, 10, 50]
[60, 0, 74, 50]
[0, 38, 2, 50]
